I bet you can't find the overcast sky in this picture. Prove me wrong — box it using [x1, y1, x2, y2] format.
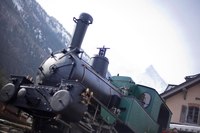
[36, 0, 200, 85]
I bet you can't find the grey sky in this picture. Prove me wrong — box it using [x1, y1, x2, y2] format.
[37, 0, 200, 85]
[155, 0, 200, 76]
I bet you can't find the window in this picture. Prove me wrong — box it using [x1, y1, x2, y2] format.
[187, 106, 199, 124]
[180, 105, 200, 124]
[139, 92, 151, 108]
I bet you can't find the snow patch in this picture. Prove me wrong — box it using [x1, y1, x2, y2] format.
[48, 47, 52, 54]
[34, 28, 42, 40]
[136, 65, 167, 94]
[12, 0, 24, 12]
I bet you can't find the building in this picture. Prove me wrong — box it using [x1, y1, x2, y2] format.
[161, 74, 200, 133]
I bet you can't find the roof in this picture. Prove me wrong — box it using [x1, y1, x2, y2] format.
[161, 73, 200, 99]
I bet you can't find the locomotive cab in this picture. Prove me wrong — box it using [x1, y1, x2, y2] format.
[110, 75, 172, 133]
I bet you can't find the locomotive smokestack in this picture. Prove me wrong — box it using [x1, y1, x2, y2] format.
[68, 13, 93, 53]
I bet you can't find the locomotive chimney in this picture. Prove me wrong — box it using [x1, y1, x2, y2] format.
[68, 13, 93, 53]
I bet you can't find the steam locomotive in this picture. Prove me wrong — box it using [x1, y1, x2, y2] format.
[0, 13, 172, 133]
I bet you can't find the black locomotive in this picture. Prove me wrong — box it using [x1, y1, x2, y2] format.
[0, 13, 171, 133]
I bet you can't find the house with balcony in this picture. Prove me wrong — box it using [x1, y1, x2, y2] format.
[161, 74, 200, 133]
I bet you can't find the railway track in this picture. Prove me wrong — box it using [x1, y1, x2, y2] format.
[0, 119, 31, 133]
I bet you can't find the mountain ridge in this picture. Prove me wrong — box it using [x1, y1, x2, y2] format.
[0, 0, 71, 85]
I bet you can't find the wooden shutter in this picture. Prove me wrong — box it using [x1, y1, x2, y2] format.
[180, 105, 187, 123]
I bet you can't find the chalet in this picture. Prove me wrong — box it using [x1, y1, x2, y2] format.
[161, 74, 200, 133]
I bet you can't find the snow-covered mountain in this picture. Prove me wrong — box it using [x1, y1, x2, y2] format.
[12, 0, 71, 46]
[0, 0, 71, 80]
[136, 65, 167, 94]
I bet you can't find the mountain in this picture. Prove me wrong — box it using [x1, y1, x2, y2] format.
[0, 0, 71, 85]
[136, 65, 167, 94]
